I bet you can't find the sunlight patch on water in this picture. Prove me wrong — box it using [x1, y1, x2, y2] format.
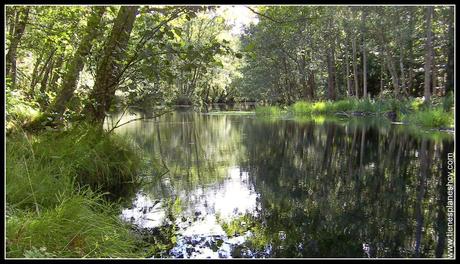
[121, 167, 260, 258]
[183, 167, 259, 220]
[120, 193, 166, 229]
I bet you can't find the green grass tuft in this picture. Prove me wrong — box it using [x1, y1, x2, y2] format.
[6, 125, 146, 258]
[403, 107, 454, 129]
[279, 98, 454, 129]
[255, 106, 284, 116]
[6, 190, 142, 258]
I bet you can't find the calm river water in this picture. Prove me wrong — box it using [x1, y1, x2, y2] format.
[106, 107, 454, 258]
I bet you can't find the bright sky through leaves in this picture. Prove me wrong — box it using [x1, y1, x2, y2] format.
[216, 5, 259, 35]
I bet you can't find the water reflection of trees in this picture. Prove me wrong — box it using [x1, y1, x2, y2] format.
[111, 110, 248, 207]
[240, 119, 453, 258]
[108, 110, 453, 258]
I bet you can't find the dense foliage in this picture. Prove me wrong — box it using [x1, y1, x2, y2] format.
[237, 6, 454, 105]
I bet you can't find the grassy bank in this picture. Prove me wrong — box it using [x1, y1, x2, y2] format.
[6, 125, 147, 258]
[255, 97, 454, 129]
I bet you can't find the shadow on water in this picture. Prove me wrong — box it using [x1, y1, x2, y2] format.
[105, 107, 454, 258]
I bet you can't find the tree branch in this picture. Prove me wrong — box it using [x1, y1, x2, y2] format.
[107, 109, 172, 133]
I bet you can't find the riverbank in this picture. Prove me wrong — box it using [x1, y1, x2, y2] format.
[255, 97, 454, 130]
[5, 124, 149, 258]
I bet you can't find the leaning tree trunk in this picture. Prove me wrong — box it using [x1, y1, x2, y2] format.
[30, 48, 56, 97]
[48, 51, 65, 92]
[28, 51, 44, 98]
[50, 6, 106, 117]
[423, 6, 433, 103]
[6, 6, 30, 90]
[86, 6, 139, 124]
[40, 57, 54, 94]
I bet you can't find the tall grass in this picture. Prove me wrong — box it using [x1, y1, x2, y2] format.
[6, 189, 142, 258]
[255, 106, 284, 116]
[7, 125, 141, 209]
[257, 97, 454, 129]
[6, 125, 146, 258]
[402, 107, 454, 128]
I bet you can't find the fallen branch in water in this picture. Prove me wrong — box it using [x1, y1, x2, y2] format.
[107, 109, 172, 133]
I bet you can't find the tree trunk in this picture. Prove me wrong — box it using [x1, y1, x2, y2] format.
[385, 48, 400, 97]
[346, 39, 352, 97]
[445, 7, 454, 94]
[40, 57, 54, 94]
[6, 7, 30, 90]
[308, 69, 315, 100]
[50, 6, 106, 117]
[327, 47, 336, 100]
[7, 7, 17, 47]
[407, 8, 415, 95]
[29, 51, 44, 97]
[423, 6, 433, 103]
[31, 48, 56, 96]
[49, 52, 65, 92]
[352, 35, 359, 98]
[399, 13, 407, 97]
[86, 6, 139, 124]
[432, 46, 438, 96]
[361, 8, 368, 98]
[380, 46, 385, 96]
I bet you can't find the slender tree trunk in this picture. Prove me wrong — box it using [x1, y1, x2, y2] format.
[50, 7, 106, 117]
[6, 7, 30, 89]
[346, 39, 352, 97]
[423, 6, 433, 103]
[31, 48, 56, 96]
[308, 69, 315, 100]
[86, 6, 139, 124]
[40, 57, 54, 93]
[399, 16, 407, 97]
[380, 46, 385, 96]
[29, 51, 44, 97]
[327, 47, 336, 100]
[385, 49, 400, 97]
[445, 7, 454, 94]
[361, 8, 368, 98]
[7, 8, 17, 46]
[49, 52, 65, 92]
[432, 46, 438, 96]
[352, 35, 359, 98]
[407, 8, 415, 95]
[299, 54, 310, 101]
[379, 30, 400, 98]
[399, 48, 406, 96]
